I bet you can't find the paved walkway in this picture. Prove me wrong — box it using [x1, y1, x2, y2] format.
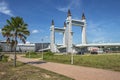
[10, 55, 120, 80]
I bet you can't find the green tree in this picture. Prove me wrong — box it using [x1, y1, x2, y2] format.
[2, 16, 30, 67]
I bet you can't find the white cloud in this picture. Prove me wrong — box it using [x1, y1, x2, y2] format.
[57, 7, 68, 12]
[57, 0, 81, 12]
[32, 30, 39, 34]
[0, 1, 13, 16]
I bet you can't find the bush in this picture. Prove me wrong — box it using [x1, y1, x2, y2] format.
[0, 54, 9, 62]
[43, 51, 54, 59]
[25, 51, 38, 58]
[2, 55, 9, 62]
[44, 51, 54, 56]
[26, 51, 37, 56]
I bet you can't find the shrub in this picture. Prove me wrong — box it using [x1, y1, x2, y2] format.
[25, 51, 38, 58]
[2, 55, 9, 62]
[26, 51, 37, 56]
[44, 51, 54, 56]
[0, 54, 9, 62]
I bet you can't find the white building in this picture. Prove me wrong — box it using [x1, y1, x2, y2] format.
[16, 42, 35, 52]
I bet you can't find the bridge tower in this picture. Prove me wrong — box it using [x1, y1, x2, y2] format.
[81, 12, 87, 44]
[50, 20, 56, 52]
[63, 22, 67, 47]
[66, 9, 73, 53]
[50, 10, 87, 53]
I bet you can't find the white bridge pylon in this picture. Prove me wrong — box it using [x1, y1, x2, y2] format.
[50, 9, 87, 53]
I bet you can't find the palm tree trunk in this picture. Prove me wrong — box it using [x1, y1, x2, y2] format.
[14, 46, 17, 67]
[14, 36, 17, 67]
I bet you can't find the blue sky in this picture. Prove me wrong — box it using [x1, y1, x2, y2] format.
[0, 0, 120, 44]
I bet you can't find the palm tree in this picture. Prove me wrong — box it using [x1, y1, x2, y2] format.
[2, 16, 30, 67]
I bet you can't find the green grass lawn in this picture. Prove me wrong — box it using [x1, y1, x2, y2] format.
[44, 54, 120, 71]
[24, 52, 120, 71]
[0, 61, 73, 80]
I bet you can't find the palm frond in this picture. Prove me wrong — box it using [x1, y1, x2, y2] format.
[2, 16, 30, 46]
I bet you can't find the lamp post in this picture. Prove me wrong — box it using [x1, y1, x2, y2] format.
[41, 36, 48, 60]
[41, 38, 44, 60]
[71, 46, 73, 64]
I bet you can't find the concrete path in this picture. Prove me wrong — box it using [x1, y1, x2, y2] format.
[11, 55, 120, 80]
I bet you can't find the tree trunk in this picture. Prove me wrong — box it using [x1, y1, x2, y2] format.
[14, 36, 17, 67]
[14, 46, 17, 67]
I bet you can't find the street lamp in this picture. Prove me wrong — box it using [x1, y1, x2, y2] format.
[71, 46, 74, 64]
[41, 36, 48, 60]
